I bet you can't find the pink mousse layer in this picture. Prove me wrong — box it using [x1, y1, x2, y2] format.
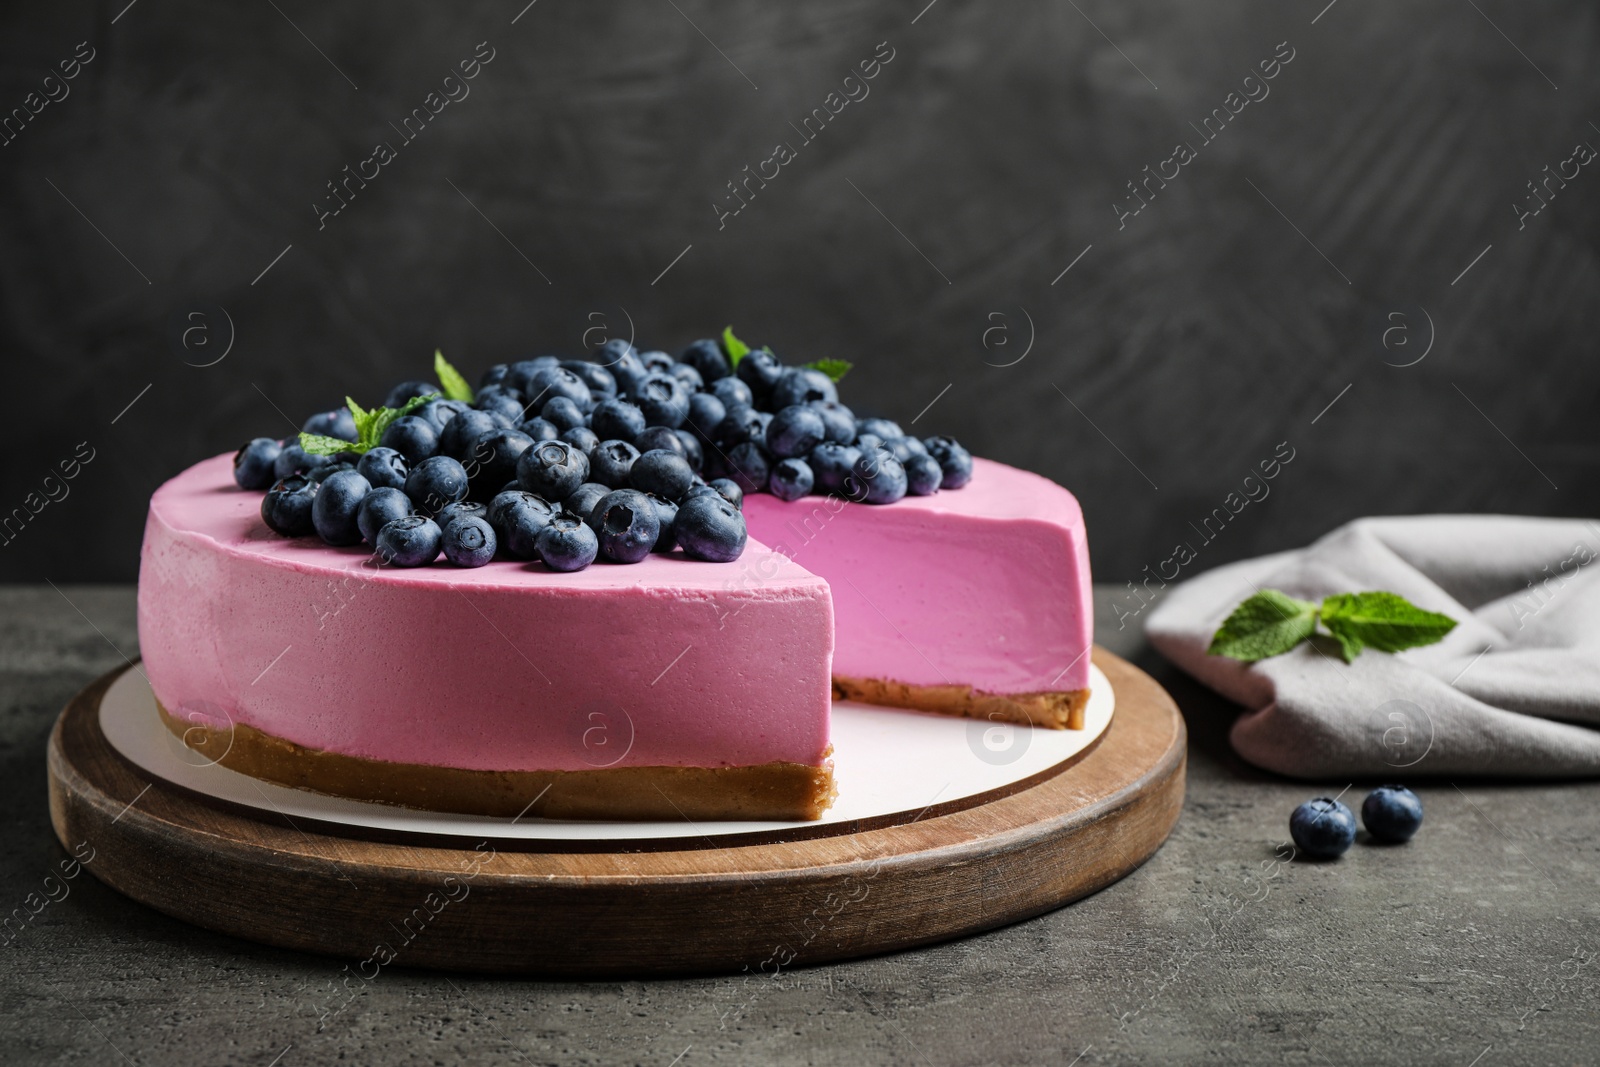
[742, 458, 1093, 696]
[137, 454, 834, 773]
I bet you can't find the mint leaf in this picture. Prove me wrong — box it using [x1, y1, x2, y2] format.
[364, 393, 437, 451]
[1319, 592, 1456, 657]
[298, 432, 356, 457]
[722, 325, 750, 369]
[803, 358, 853, 382]
[1206, 590, 1319, 663]
[433, 349, 473, 403]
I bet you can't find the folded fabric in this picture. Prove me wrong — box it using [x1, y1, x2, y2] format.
[1145, 515, 1600, 779]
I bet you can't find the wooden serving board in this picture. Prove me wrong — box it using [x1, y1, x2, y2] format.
[47, 647, 1185, 977]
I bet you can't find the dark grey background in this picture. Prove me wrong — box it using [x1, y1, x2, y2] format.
[2, 0, 1595, 584]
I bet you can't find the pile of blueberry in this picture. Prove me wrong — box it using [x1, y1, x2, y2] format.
[1289, 785, 1424, 859]
[229, 332, 974, 571]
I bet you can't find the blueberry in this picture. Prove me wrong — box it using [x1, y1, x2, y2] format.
[644, 493, 679, 552]
[635, 425, 687, 457]
[590, 399, 647, 442]
[404, 455, 469, 516]
[311, 469, 372, 546]
[669, 361, 704, 393]
[676, 493, 747, 562]
[883, 435, 928, 464]
[904, 453, 943, 496]
[273, 443, 333, 480]
[735, 347, 784, 402]
[478, 363, 510, 389]
[441, 515, 497, 567]
[679, 338, 731, 382]
[561, 359, 618, 400]
[687, 392, 727, 439]
[517, 417, 561, 443]
[713, 405, 765, 448]
[595, 341, 647, 395]
[376, 515, 442, 567]
[261, 476, 318, 536]
[853, 432, 884, 455]
[561, 426, 600, 455]
[385, 380, 440, 408]
[1361, 786, 1423, 843]
[487, 490, 555, 559]
[590, 439, 641, 488]
[541, 396, 587, 432]
[473, 384, 526, 423]
[522, 366, 592, 412]
[630, 449, 695, 499]
[303, 408, 358, 442]
[769, 367, 838, 409]
[562, 482, 611, 524]
[535, 514, 599, 572]
[463, 428, 534, 500]
[417, 398, 470, 435]
[438, 408, 500, 460]
[768, 458, 814, 501]
[1290, 798, 1357, 858]
[808, 442, 862, 496]
[675, 430, 704, 473]
[724, 441, 772, 494]
[357, 487, 411, 544]
[639, 349, 675, 374]
[517, 439, 591, 500]
[233, 438, 282, 490]
[436, 500, 487, 530]
[858, 417, 904, 441]
[765, 404, 827, 459]
[376, 415, 437, 465]
[923, 435, 974, 489]
[813, 401, 856, 445]
[710, 376, 754, 411]
[633, 373, 690, 428]
[853, 448, 908, 505]
[308, 461, 357, 486]
[356, 447, 408, 491]
[504, 357, 561, 396]
[594, 489, 660, 563]
[707, 477, 743, 511]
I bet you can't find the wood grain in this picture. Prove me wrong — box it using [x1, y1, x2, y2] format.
[47, 647, 1185, 977]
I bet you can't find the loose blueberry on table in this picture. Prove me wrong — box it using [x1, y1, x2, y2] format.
[236, 328, 973, 571]
[1361, 785, 1423, 843]
[1289, 797, 1358, 859]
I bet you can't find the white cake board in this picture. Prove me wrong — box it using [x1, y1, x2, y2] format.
[99, 664, 1112, 844]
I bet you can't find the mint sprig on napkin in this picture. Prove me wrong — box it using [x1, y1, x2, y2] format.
[1208, 589, 1455, 664]
[299, 392, 439, 456]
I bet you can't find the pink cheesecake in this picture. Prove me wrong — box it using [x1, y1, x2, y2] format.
[137, 454, 1093, 820]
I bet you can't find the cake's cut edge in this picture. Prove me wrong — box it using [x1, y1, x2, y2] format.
[160, 706, 837, 822]
[833, 675, 1090, 730]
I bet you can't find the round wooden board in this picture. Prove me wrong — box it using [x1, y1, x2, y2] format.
[47, 647, 1185, 978]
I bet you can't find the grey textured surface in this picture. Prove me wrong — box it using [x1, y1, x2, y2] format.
[3, 585, 1597, 1066]
[2, 1, 1597, 586]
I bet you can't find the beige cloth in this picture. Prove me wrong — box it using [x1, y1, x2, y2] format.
[1145, 516, 1600, 778]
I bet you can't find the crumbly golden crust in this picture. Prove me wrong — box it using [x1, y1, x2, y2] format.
[159, 705, 837, 821]
[832, 676, 1089, 730]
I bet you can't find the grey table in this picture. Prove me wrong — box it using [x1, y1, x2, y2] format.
[3, 586, 1596, 1066]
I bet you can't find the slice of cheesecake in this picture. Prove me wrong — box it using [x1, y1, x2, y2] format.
[742, 458, 1093, 730]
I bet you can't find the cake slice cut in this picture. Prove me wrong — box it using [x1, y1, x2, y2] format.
[742, 458, 1093, 730]
[139, 454, 837, 820]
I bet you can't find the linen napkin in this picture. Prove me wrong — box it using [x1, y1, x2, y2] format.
[1144, 515, 1600, 779]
